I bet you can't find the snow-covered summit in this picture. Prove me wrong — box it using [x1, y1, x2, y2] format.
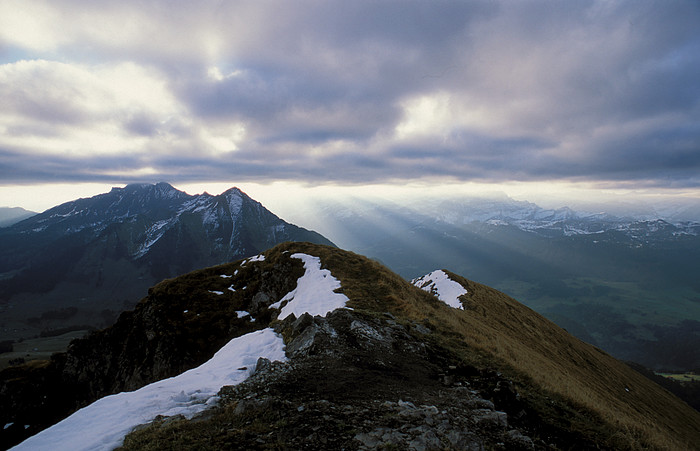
[6, 182, 333, 262]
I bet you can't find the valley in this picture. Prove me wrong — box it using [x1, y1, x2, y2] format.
[0, 330, 88, 371]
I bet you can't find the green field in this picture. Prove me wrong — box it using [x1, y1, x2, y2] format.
[656, 372, 700, 382]
[498, 276, 700, 327]
[492, 275, 700, 370]
[0, 330, 88, 370]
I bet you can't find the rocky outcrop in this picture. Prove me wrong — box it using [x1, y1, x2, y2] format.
[121, 309, 599, 450]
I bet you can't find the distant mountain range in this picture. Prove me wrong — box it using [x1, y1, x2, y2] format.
[3, 243, 699, 450]
[303, 194, 700, 250]
[0, 207, 36, 228]
[0, 183, 333, 342]
[295, 195, 700, 371]
[424, 196, 700, 241]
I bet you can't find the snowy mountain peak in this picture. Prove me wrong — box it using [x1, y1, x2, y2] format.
[221, 186, 245, 197]
[218, 187, 246, 216]
[118, 182, 188, 201]
[0, 185, 335, 345]
[425, 195, 700, 240]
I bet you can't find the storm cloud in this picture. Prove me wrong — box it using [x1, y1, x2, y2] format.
[1, 0, 699, 189]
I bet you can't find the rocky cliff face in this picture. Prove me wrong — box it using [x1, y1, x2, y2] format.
[2, 242, 700, 450]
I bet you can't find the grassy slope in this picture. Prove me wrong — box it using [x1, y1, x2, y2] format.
[283, 242, 700, 450]
[446, 273, 700, 450]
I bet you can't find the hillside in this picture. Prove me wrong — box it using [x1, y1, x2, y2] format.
[0, 183, 333, 344]
[2, 243, 699, 450]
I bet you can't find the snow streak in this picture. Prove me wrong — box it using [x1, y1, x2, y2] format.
[12, 329, 286, 451]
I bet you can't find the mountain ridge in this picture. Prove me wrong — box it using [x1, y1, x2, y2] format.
[3, 242, 699, 450]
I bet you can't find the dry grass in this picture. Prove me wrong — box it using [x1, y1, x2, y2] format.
[441, 272, 700, 451]
[286, 242, 700, 450]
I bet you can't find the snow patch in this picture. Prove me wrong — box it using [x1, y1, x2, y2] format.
[246, 254, 265, 264]
[12, 329, 286, 451]
[133, 218, 175, 258]
[271, 253, 349, 320]
[220, 274, 232, 279]
[227, 285, 236, 292]
[235, 311, 250, 318]
[411, 270, 467, 310]
[239, 254, 265, 266]
[226, 191, 244, 216]
[208, 290, 224, 295]
[188, 197, 219, 227]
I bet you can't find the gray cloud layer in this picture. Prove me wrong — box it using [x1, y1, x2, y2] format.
[0, 0, 699, 188]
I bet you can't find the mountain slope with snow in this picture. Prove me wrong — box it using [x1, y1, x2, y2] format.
[12, 329, 286, 451]
[1, 242, 699, 450]
[12, 248, 352, 450]
[0, 183, 334, 343]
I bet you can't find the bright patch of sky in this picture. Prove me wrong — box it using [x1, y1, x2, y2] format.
[11, 328, 286, 451]
[3, 180, 700, 229]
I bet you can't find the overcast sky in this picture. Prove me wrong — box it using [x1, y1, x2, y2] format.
[1, 0, 699, 212]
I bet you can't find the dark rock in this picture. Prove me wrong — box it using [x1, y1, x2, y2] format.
[413, 323, 432, 335]
[408, 429, 440, 451]
[254, 357, 271, 374]
[504, 429, 535, 450]
[249, 291, 272, 314]
[472, 409, 508, 428]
